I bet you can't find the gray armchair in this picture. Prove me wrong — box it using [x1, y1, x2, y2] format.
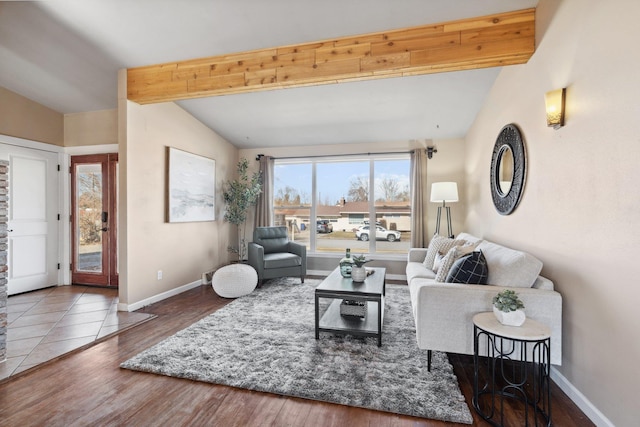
[248, 226, 306, 286]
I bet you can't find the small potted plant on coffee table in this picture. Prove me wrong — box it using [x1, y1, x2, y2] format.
[350, 254, 371, 282]
[492, 289, 526, 326]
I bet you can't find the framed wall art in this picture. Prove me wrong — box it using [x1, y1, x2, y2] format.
[166, 147, 215, 223]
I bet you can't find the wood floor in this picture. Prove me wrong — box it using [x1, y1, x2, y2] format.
[0, 283, 593, 427]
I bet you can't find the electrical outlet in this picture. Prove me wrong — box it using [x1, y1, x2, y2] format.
[157, 270, 163, 280]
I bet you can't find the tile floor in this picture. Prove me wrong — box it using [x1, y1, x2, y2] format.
[1, 285, 155, 380]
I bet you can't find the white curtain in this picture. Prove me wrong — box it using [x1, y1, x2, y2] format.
[410, 149, 428, 248]
[255, 155, 274, 227]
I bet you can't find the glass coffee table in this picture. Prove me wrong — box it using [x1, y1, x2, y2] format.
[315, 266, 386, 346]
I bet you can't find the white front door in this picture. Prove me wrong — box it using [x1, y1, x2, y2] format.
[0, 143, 59, 295]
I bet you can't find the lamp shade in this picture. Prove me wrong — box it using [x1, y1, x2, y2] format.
[545, 88, 566, 129]
[430, 182, 458, 203]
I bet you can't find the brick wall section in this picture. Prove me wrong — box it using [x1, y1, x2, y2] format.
[0, 160, 8, 362]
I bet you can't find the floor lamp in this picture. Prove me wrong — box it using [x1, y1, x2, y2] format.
[430, 182, 458, 238]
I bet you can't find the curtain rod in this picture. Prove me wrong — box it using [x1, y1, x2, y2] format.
[255, 147, 436, 161]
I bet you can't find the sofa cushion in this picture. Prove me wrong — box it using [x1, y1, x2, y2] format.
[477, 240, 542, 288]
[263, 252, 301, 269]
[434, 242, 479, 282]
[446, 250, 489, 284]
[456, 232, 482, 245]
[423, 235, 465, 269]
[406, 261, 436, 283]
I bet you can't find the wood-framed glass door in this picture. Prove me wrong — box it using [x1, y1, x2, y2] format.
[71, 153, 118, 287]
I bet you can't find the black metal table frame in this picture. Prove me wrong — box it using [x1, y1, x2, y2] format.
[315, 279, 385, 347]
[473, 323, 552, 427]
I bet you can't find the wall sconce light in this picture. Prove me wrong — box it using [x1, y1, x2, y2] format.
[545, 88, 566, 129]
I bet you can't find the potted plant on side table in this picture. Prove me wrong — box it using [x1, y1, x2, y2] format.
[492, 289, 526, 326]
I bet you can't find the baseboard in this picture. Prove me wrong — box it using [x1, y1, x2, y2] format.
[117, 280, 202, 312]
[550, 367, 614, 427]
[118, 271, 404, 312]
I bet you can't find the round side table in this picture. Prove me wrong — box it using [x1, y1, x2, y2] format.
[211, 263, 258, 298]
[472, 312, 552, 427]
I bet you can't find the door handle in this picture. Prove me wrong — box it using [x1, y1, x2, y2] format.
[101, 227, 109, 232]
[101, 211, 108, 223]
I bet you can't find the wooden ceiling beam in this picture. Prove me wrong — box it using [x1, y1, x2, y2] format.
[127, 8, 535, 104]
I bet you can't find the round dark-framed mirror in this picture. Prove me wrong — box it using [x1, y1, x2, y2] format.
[497, 145, 514, 196]
[490, 124, 526, 215]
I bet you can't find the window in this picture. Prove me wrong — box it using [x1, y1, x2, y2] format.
[273, 154, 411, 256]
[348, 214, 365, 224]
[273, 162, 311, 249]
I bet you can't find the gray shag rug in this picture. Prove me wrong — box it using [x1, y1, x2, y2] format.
[121, 277, 473, 424]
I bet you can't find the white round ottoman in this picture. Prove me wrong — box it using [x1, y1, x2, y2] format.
[211, 263, 258, 298]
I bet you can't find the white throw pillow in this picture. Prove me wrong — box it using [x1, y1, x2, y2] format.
[423, 235, 465, 270]
[433, 253, 444, 273]
[477, 240, 543, 287]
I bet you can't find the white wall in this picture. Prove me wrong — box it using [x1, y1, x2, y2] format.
[119, 70, 237, 307]
[424, 138, 466, 238]
[464, 1, 640, 425]
[64, 109, 117, 147]
[0, 86, 63, 146]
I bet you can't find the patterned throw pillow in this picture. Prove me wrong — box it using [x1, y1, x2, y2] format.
[423, 235, 465, 270]
[434, 242, 479, 282]
[446, 250, 489, 285]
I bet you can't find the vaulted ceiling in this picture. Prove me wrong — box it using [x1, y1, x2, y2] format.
[0, 0, 538, 149]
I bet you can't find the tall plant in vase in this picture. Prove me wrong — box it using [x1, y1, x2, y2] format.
[223, 158, 262, 262]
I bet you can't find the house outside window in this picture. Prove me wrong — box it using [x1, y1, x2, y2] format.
[273, 154, 411, 256]
[348, 214, 365, 224]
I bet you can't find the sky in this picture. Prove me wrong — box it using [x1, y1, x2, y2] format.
[274, 158, 410, 205]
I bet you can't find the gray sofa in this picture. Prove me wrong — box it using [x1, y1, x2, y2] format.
[248, 226, 306, 285]
[406, 232, 562, 366]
